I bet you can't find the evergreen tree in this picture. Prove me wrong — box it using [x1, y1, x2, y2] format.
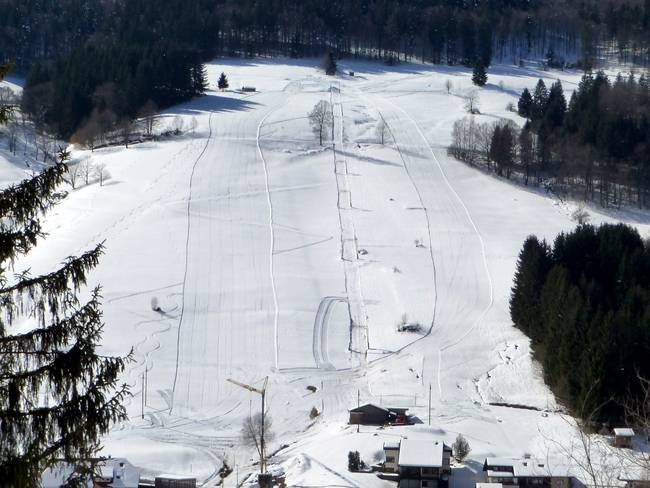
[218, 72, 229, 91]
[511, 223, 650, 422]
[0, 148, 131, 487]
[0, 64, 12, 124]
[518, 88, 534, 119]
[518, 126, 535, 185]
[544, 80, 567, 130]
[322, 51, 337, 76]
[472, 62, 487, 87]
[532, 79, 549, 121]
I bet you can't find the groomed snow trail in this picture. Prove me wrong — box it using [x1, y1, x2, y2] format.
[367, 92, 494, 401]
[172, 92, 288, 415]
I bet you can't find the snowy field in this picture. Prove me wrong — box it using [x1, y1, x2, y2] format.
[4, 58, 649, 486]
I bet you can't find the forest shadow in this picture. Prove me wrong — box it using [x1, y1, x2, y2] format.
[166, 92, 262, 116]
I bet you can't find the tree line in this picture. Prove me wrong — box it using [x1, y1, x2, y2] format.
[519, 72, 650, 208]
[450, 72, 650, 209]
[15, 0, 212, 139]
[510, 223, 650, 423]
[3, 0, 650, 139]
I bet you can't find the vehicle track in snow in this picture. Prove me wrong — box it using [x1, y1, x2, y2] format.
[312, 296, 347, 370]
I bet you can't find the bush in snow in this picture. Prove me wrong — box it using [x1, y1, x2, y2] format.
[571, 207, 590, 225]
[452, 433, 471, 462]
[348, 451, 361, 471]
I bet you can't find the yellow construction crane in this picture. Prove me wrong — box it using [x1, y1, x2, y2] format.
[227, 376, 269, 474]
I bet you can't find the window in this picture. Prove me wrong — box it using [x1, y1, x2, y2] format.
[386, 456, 395, 463]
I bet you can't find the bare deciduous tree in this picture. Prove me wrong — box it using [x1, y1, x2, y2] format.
[65, 163, 82, 189]
[376, 118, 389, 145]
[138, 100, 159, 137]
[242, 413, 274, 468]
[308, 100, 333, 146]
[117, 118, 135, 148]
[172, 115, 184, 135]
[464, 90, 480, 114]
[80, 157, 93, 186]
[92, 163, 110, 187]
[187, 116, 198, 135]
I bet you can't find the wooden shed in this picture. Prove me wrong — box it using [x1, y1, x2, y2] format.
[349, 404, 392, 425]
[613, 428, 635, 448]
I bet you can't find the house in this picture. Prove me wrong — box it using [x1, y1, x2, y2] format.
[42, 458, 140, 488]
[349, 403, 409, 425]
[94, 459, 140, 488]
[483, 458, 572, 488]
[384, 441, 401, 472]
[396, 439, 452, 488]
[613, 428, 635, 448]
[41, 463, 91, 488]
[154, 476, 197, 488]
[620, 468, 650, 488]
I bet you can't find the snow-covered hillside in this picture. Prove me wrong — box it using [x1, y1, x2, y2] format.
[9, 58, 649, 485]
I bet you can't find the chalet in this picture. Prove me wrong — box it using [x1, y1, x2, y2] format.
[384, 441, 401, 473]
[397, 439, 452, 488]
[613, 428, 635, 448]
[483, 457, 572, 488]
[620, 476, 650, 488]
[95, 459, 141, 488]
[349, 403, 409, 425]
[41, 464, 89, 488]
[42, 458, 141, 488]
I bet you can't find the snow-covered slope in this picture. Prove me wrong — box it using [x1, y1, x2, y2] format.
[14, 58, 649, 485]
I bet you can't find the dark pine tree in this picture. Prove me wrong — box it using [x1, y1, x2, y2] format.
[518, 88, 534, 119]
[472, 62, 488, 87]
[0, 147, 131, 487]
[511, 223, 650, 422]
[322, 51, 337, 76]
[218, 72, 229, 91]
[532, 79, 549, 121]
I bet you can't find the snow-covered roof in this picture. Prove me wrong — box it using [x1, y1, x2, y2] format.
[41, 464, 80, 488]
[398, 439, 443, 468]
[350, 403, 389, 413]
[485, 458, 515, 468]
[614, 428, 635, 437]
[101, 458, 140, 488]
[384, 441, 401, 450]
[485, 457, 573, 479]
[487, 470, 515, 478]
[515, 461, 552, 477]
